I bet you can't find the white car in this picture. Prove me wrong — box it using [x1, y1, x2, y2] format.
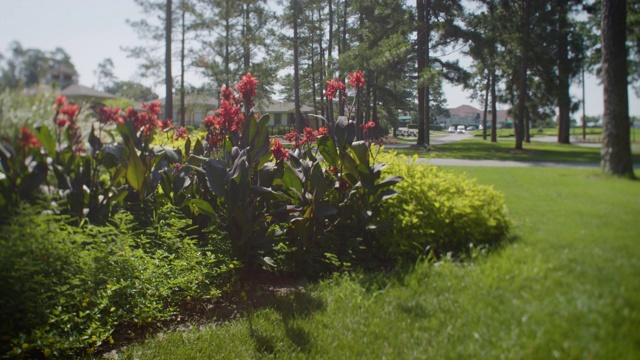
[448, 126, 456, 133]
[456, 125, 466, 134]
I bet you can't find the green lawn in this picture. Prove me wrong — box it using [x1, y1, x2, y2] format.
[390, 138, 640, 164]
[114, 167, 640, 359]
[472, 127, 640, 142]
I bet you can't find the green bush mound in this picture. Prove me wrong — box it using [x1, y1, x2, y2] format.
[0, 205, 233, 358]
[375, 153, 510, 263]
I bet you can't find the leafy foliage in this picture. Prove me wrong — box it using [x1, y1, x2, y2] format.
[374, 153, 510, 263]
[0, 205, 232, 358]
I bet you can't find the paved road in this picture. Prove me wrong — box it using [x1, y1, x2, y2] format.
[386, 132, 473, 149]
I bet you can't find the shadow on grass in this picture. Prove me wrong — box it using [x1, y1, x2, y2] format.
[247, 287, 323, 355]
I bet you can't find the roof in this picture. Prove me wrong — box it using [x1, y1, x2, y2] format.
[158, 94, 218, 107]
[447, 104, 482, 118]
[61, 84, 117, 99]
[256, 102, 314, 113]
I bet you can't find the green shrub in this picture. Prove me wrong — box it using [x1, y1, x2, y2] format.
[0, 205, 232, 358]
[373, 153, 510, 263]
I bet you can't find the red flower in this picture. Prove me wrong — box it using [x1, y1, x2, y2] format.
[20, 126, 41, 149]
[160, 119, 174, 130]
[55, 95, 67, 111]
[96, 106, 123, 125]
[348, 70, 365, 89]
[56, 117, 70, 128]
[220, 86, 236, 103]
[315, 126, 329, 136]
[206, 132, 224, 149]
[360, 121, 376, 138]
[303, 127, 316, 144]
[125, 107, 137, 120]
[284, 130, 300, 150]
[202, 115, 219, 130]
[284, 130, 299, 143]
[142, 101, 162, 117]
[173, 126, 188, 140]
[60, 104, 79, 120]
[325, 78, 346, 101]
[216, 99, 243, 134]
[270, 139, 288, 161]
[236, 72, 258, 107]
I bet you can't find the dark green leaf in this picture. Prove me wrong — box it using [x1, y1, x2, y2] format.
[203, 159, 227, 197]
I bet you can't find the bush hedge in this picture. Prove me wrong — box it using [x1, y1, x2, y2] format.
[374, 153, 510, 263]
[0, 205, 234, 358]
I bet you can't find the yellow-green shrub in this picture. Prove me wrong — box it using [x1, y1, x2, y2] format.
[374, 153, 510, 263]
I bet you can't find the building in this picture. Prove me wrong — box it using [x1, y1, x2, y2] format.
[255, 102, 316, 128]
[158, 94, 219, 127]
[441, 105, 511, 128]
[60, 84, 117, 103]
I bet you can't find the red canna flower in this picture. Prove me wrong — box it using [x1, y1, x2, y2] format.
[236, 72, 258, 108]
[202, 115, 219, 130]
[159, 119, 174, 130]
[96, 106, 124, 125]
[60, 104, 80, 121]
[315, 126, 329, 136]
[221, 86, 236, 103]
[56, 117, 70, 128]
[173, 126, 188, 140]
[270, 139, 288, 161]
[348, 70, 365, 89]
[55, 95, 67, 111]
[303, 127, 316, 144]
[284, 130, 301, 150]
[325, 78, 346, 101]
[143, 101, 162, 117]
[216, 99, 243, 134]
[20, 126, 41, 149]
[206, 132, 224, 149]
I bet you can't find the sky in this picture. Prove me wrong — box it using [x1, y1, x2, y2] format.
[1, 0, 639, 118]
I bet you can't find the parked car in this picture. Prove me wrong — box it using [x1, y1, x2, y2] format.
[448, 126, 456, 133]
[456, 125, 466, 134]
[466, 126, 477, 131]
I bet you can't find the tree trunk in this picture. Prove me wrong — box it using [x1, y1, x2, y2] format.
[601, 0, 634, 177]
[326, 0, 333, 119]
[224, 0, 231, 88]
[243, 2, 251, 72]
[424, 0, 431, 146]
[557, 0, 571, 144]
[491, 69, 497, 142]
[372, 76, 379, 139]
[525, 106, 530, 143]
[483, 73, 489, 141]
[339, 0, 348, 116]
[180, 0, 186, 126]
[293, 0, 303, 132]
[416, 0, 426, 146]
[515, 0, 530, 150]
[165, 0, 173, 121]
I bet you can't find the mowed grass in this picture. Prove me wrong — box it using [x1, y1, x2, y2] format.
[115, 167, 640, 359]
[391, 138, 640, 164]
